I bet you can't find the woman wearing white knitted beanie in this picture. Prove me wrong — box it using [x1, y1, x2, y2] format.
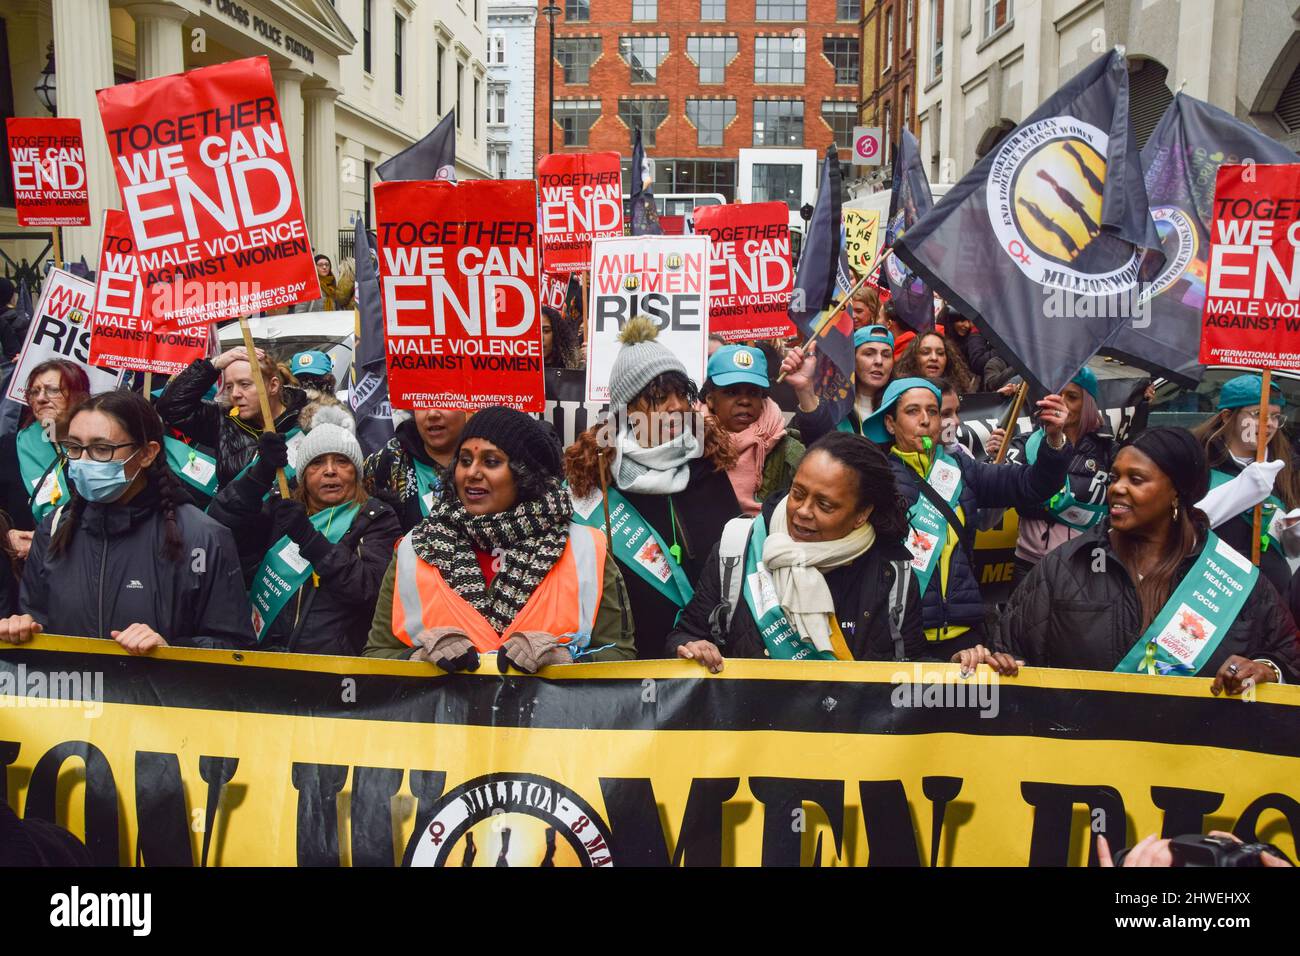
[207, 399, 403, 655]
[564, 317, 742, 660]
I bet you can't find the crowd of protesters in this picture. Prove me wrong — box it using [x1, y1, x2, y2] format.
[0, 274, 1297, 695]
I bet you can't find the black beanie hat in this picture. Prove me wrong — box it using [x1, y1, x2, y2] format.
[456, 406, 562, 479]
[1122, 426, 1209, 507]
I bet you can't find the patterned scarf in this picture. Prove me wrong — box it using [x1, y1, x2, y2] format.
[409, 479, 574, 633]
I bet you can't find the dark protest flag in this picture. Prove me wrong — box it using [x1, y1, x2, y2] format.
[562, 273, 584, 329]
[630, 128, 663, 236]
[1101, 93, 1298, 387]
[790, 146, 853, 422]
[349, 218, 395, 456]
[376, 110, 457, 183]
[16, 281, 32, 324]
[894, 49, 1163, 394]
[883, 129, 936, 332]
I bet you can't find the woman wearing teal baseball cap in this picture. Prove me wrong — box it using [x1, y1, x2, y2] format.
[1189, 373, 1300, 600]
[864, 376, 1073, 652]
[779, 324, 897, 445]
[702, 345, 805, 517]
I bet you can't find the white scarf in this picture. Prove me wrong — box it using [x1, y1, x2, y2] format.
[762, 496, 877, 653]
[613, 426, 702, 494]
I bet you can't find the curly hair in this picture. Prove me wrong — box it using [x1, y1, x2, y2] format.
[895, 331, 975, 394]
[801, 431, 910, 544]
[49, 390, 188, 563]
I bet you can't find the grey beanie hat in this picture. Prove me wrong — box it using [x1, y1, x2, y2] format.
[608, 316, 691, 407]
[295, 403, 364, 474]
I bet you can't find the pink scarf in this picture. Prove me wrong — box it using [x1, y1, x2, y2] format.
[718, 398, 787, 516]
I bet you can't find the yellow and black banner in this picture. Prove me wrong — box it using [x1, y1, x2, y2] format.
[2, 636, 1297, 867]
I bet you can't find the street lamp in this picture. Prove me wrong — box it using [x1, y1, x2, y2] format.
[34, 43, 57, 115]
[541, 4, 561, 154]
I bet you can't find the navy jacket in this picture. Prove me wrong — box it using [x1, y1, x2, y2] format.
[888, 438, 1071, 635]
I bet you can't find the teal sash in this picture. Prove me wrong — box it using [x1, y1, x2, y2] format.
[165, 435, 218, 499]
[1025, 429, 1107, 531]
[1114, 532, 1258, 677]
[571, 486, 694, 608]
[15, 422, 68, 522]
[740, 515, 837, 661]
[1208, 468, 1284, 553]
[248, 503, 360, 643]
[412, 458, 440, 518]
[902, 448, 964, 596]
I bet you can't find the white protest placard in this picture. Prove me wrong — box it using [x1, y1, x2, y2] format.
[586, 235, 710, 403]
[7, 269, 122, 404]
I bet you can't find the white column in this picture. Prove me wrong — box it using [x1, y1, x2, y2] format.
[273, 68, 306, 194]
[52, 0, 115, 265]
[126, 2, 189, 79]
[303, 86, 340, 260]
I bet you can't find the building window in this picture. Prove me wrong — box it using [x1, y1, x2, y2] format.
[489, 35, 506, 65]
[622, 158, 737, 201]
[983, 0, 1012, 38]
[686, 98, 736, 147]
[566, 0, 590, 21]
[473, 78, 480, 139]
[363, 159, 373, 228]
[753, 100, 804, 146]
[930, 0, 943, 79]
[756, 0, 806, 21]
[555, 100, 602, 146]
[633, 0, 658, 21]
[555, 37, 602, 83]
[701, 0, 726, 20]
[686, 36, 739, 84]
[487, 86, 507, 125]
[618, 99, 670, 147]
[394, 15, 404, 96]
[362, 0, 372, 73]
[905, 0, 914, 50]
[884, 9, 894, 72]
[751, 163, 803, 209]
[836, 0, 860, 19]
[491, 145, 510, 178]
[437, 45, 446, 114]
[457, 62, 465, 129]
[755, 37, 805, 85]
[823, 37, 859, 85]
[821, 101, 856, 152]
[902, 87, 912, 132]
[619, 36, 670, 84]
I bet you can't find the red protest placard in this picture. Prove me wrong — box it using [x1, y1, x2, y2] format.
[88, 210, 209, 375]
[693, 201, 796, 341]
[537, 152, 624, 274]
[1200, 164, 1300, 369]
[376, 179, 544, 411]
[96, 56, 319, 328]
[5, 117, 90, 226]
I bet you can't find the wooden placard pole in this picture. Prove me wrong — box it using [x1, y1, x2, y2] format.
[993, 381, 1030, 464]
[775, 270, 873, 384]
[237, 315, 291, 499]
[142, 371, 153, 402]
[51, 227, 63, 271]
[1250, 367, 1273, 566]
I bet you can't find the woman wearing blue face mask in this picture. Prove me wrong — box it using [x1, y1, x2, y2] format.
[0, 390, 256, 653]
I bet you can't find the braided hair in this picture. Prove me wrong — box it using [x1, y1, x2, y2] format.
[49, 390, 187, 562]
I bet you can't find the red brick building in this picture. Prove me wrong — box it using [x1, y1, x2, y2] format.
[861, 0, 918, 172]
[533, 0, 862, 201]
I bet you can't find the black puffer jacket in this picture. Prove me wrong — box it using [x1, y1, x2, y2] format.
[996, 523, 1300, 681]
[19, 482, 255, 649]
[155, 358, 308, 489]
[665, 498, 930, 661]
[207, 469, 403, 656]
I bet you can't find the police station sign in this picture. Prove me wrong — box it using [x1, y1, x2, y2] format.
[586, 235, 710, 403]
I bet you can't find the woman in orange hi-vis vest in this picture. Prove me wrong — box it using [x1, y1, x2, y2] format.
[364, 407, 635, 672]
